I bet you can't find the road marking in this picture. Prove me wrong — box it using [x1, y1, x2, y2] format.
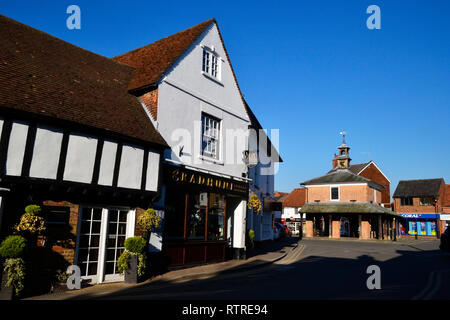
[412, 272, 435, 300]
[412, 269, 450, 300]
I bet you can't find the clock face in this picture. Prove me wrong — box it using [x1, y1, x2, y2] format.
[339, 161, 346, 167]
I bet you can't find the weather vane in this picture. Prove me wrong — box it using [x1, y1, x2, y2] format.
[339, 130, 346, 144]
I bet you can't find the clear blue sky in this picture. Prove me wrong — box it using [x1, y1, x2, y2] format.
[2, 1, 450, 198]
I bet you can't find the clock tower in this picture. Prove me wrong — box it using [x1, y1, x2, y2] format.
[334, 131, 351, 169]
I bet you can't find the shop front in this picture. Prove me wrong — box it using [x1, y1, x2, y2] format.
[162, 164, 249, 267]
[398, 213, 439, 237]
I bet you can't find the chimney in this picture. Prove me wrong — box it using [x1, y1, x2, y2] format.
[332, 154, 338, 169]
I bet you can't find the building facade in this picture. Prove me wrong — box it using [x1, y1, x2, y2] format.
[113, 19, 280, 266]
[281, 188, 306, 235]
[0, 15, 167, 285]
[393, 179, 447, 238]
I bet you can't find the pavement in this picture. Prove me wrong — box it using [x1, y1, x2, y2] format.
[26, 236, 301, 300]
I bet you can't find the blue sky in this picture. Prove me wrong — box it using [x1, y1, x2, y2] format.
[2, 1, 450, 198]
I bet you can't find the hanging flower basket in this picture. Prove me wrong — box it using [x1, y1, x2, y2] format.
[248, 194, 262, 214]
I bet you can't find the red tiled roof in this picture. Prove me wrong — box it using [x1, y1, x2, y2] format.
[113, 19, 215, 91]
[0, 15, 167, 147]
[282, 188, 307, 208]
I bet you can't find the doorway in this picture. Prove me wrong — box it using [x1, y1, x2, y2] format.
[75, 206, 135, 283]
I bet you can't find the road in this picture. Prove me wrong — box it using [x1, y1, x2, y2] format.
[84, 238, 450, 300]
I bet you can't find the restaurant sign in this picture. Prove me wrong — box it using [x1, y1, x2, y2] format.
[164, 165, 248, 197]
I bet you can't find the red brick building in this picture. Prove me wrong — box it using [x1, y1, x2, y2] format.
[393, 179, 447, 237]
[299, 135, 397, 240]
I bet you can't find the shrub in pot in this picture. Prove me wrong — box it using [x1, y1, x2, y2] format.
[117, 236, 147, 284]
[0, 235, 27, 300]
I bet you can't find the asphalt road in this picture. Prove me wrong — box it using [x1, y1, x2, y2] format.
[88, 237, 450, 300]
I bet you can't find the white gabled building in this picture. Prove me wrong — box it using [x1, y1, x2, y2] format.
[114, 19, 280, 265]
[245, 102, 283, 243]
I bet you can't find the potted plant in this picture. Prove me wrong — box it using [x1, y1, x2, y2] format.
[117, 236, 147, 284]
[0, 235, 27, 300]
[50, 269, 69, 294]
[14, 205, 46, 246]
[137, 208, 161, 241]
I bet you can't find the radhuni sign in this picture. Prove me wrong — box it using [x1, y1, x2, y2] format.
[164, 165, 249, 197]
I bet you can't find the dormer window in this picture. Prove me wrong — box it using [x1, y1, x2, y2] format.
[202, 46, 221, 82]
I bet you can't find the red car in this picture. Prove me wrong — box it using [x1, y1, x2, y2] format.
[275, 222, 291, 237]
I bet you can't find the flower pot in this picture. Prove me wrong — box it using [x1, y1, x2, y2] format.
[0, 271, 14, 300]
[124, 254, 138, 284]
[50, 282, 67, 294]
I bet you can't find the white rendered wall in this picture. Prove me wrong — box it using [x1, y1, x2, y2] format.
[145, 151, 160, 192]
[232, 200, 247, 249]
[97, 141, 118, 186]
[117, 144, 144, 189]
[63, 133, 98, 183]
[157, 23, 250, 179]
[29, 126, 63, 179]
[5, 121, 28, 176]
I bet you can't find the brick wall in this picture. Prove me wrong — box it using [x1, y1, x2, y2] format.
[140, 88, 158, 120]
[358, 163, 391, 206]
[394, 182, 445, 213]
[307, 184, 376, 203]
[42, 200, 79, 265]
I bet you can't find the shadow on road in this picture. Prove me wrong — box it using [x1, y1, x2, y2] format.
[66, 239, 450, 300]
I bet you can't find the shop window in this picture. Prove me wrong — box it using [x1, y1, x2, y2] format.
[187, 193, 207, 240]
[163, 191, 186, 240]
[401, 197, 413, 206]
[420, 197, 435, 206]
[208, 193, 225, 240]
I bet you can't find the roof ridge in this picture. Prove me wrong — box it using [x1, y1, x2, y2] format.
[112, 18, 216, 60]
[0, 14, 130, 69]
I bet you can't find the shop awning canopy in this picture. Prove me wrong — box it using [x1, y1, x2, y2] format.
[299, 202, 399, 216]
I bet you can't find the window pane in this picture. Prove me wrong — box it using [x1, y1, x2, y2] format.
[187, 193, 207, 240]
[331, 188, 339, 200]
[208, 194, 225, 240]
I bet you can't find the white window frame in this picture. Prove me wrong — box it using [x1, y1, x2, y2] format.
[75, 206, 136, 284]
[201, 45, 222, 83]
[201, 113, 221, 161]
[330, 186, 340, 201]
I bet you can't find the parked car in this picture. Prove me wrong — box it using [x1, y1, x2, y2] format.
[274, 222, 291, 238]
[440, 227, 450, 253]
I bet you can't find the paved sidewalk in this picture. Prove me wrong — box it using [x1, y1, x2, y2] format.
[27, 237, 300, 300]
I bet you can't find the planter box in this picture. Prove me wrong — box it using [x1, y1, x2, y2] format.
[124, 254, 138, 284]
[0, 271, 14, 300]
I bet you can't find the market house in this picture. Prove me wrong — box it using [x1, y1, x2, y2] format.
[162, 164, 248, 266]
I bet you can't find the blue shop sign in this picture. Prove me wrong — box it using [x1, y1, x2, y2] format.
[399, 213, 439, 219]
